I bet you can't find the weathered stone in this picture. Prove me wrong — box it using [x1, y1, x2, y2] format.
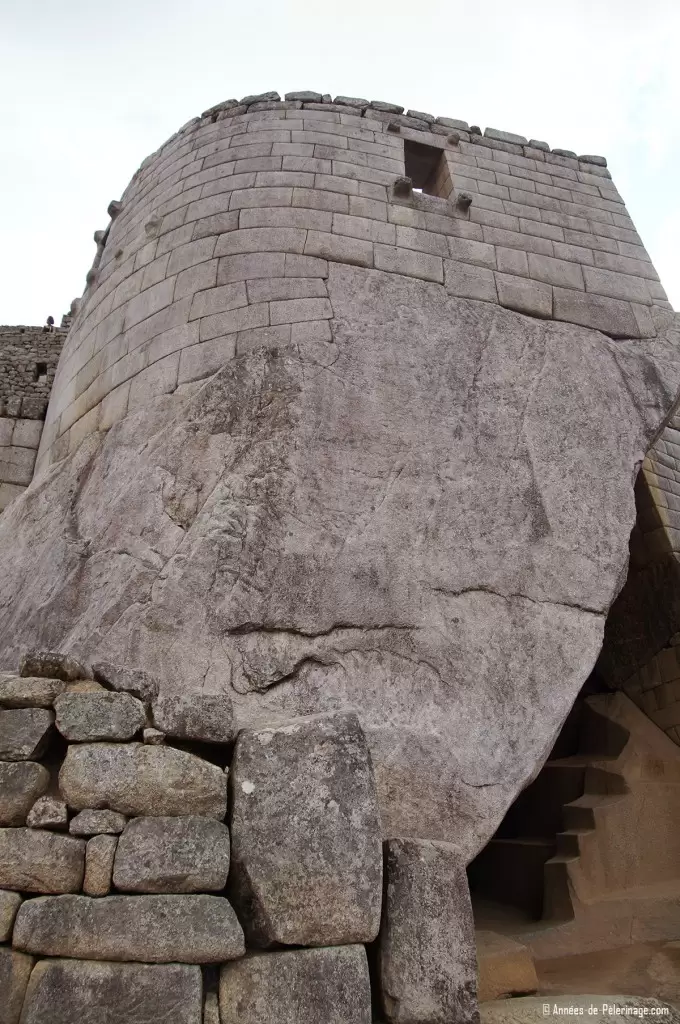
[371, 101, 405, 114]
[0, 762, 49, 825]
[0, 947, 34, 1024]
[69, 808, 127, 835]
[152, 692, 235, 744]
[26, 795, 68, 830]
[20, 651, 89, 681]
[0, 675, 68, 708]
[285, 91, 323, 102]
[219, 946, 371, 1024]
[59, 742, 227, 818]
[14, 893, 245, 963]
[203, 991, 220, 1024]
[0, 889, 22, 941]
[54, 691, 146, 741]
[143, 726, 165, 744]
[476, 930, 538, 1001]
[484, 127, 528, 145]
[0, 828, 85, 892]
[19, 959, 203, 1024]
[84, 834, 117, 896]
[241, 91, 280, 104]
[579, 154, 607, 167]
[378, 839, 478, 1024]
[0, 708, 53, 760]
[113, 815, 230, 892]
[91, 661, 158, 702]
[66, 679, 106, 694]
[333, 95, 369, 108]
[229, 711, 382, 947]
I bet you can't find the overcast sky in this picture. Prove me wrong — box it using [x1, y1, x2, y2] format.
[1, 0, 678, 324]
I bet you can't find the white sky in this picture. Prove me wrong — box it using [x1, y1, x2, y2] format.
[0, 0, 678, 324]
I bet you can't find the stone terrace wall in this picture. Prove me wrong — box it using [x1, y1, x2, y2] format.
[34, 89, 674, 477]
[0, 326, 66, 510]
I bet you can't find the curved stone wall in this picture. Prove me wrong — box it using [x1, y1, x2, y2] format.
[35, 90, 672, 475]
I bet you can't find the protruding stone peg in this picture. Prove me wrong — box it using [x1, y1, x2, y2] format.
[93, 230, 107, 246]
[387, 121, 402, 134]
[392, 176, 413, 198]
[107, 200, 123, 219]
[456, 192, 473, 210]
[447, 132, 460, 146]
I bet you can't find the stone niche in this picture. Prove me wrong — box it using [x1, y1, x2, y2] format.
[0, 654, 479, 1024]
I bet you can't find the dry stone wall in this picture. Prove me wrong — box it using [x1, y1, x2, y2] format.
[0, 650, 478, 1024]
[34, 90, 673, 476]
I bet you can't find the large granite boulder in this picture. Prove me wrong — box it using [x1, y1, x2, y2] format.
[113, 815, 230, 892]
[59, 742, 227, 818]
[13, 893, 245, 962]
[219, 945, 371, 1024]
[0, 762, 49, 826]
[229, 711, 382, 946]
[19, 959, 202, 1024]
[0, 828, 85, 893]
[54, 691, 146, 741]
[1, 265, 679, 852]
[0, 889, 22, 941]
[0, 947, 34, 1024]
[0, 708, 53, 760]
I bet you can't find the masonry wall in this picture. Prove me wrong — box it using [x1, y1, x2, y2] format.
[0, 326, 66, 510]
[34, 90, 674, 478]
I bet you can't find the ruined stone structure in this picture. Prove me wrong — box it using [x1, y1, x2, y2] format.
[1, 89, 680, 1019]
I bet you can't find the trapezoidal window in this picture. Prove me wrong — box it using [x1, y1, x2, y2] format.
[34, 361, 48, 383]
[403, 139, 452, 199]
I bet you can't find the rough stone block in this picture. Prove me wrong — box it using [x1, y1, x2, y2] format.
[229, 711, 382, 947]
[378, 839, 478, 1024]
[0, 828, 85, 893]
[0, 889, 22, 941]
[495, 272, 552, 318]
[0, 708, 53, 760]
[59, 743, 227, 818]
[54, 691, 146, 742]
[69, 808, 127, 836]
[91, 661, 159, 702]
[14, 893, 245, 963]
[113, 816, 230, 892]
[0, 674, 68, 708]
[0, 947, 34, 1024]
[26, 796, 68, 830]
[19, 959, 203, 1024]
[484, 127, 528, 145]
[84, 834, 117, 896]
[0, 762, 49, 826]
[219, 946, 372, 1024]
[20, 651, 88, 681]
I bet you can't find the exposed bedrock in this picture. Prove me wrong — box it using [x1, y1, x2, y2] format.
[1, 264, 679, 857]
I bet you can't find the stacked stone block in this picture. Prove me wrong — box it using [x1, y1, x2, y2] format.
[0, 649, 478, 1023]
[32, 89, 673, 480]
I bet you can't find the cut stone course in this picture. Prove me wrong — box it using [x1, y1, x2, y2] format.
[59, 742, 227, 818]
[26, 796, 68, 830]
[229, 711, 383, 947]
[0, 828, 85, 893]
[18, 959, 203, 1024]
[13, 893, 245, 963]
[113, 815, 230, 892]
[0, 708, 53, 761]
[0, 762, 49, 825]
[83, 833, 117, 896]
[0, 947, 34, 1024]
[0, 888, 22, 941]
[152, 691, 235, 744]
[378, 839, 478, 1024]
[69, 808, 127, 835]
[219, 945, 372, 1024]
[54, 690, 146, 741]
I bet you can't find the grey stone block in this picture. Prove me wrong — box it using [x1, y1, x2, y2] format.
[374, 244, 443, 283]
[443, 261, 498, 302]
[0, 708, 53, 761]
[0, 762, 49, 826]
[54, 691, 146, 742]
[219, 946, 372, 1024]
[20, 651, 89, 682]
[583, 265, 652, 305]
[0, 947, 34, 1024]
[527, 253, 585, 290]
[333, 96, 369, 108]
[19, 959, 203, 1024]
[370, 101, 405, 114]
[528, 139, 550, 151]
[484, 127, 528, 145]
[241, 91, 280, 104]
[0, 828, 85, 893]
[0, 889, 22, 941]
[59, 743, 228, 819]
[114, 815, 230, 893]
[285, 91, 323, 102]
[406, 109, 435, 122]
[552, 287, 640, 337]
[152, 692, 236, 744]
[26, 796, 68, 830]
[579, 154, 607, 166]
[0, 675, 68, 708]
[69, 808, 127, 836]
[552, 148, 577, 157]
[378, 839, 478, 1024]
[495, 272, 553, 318]
[84, 834, 117, 896]
[229, 711, 383, 947]
[14, 893, 245, 963]
[436, 116, 470, 130]
[91, 661, 159, 702]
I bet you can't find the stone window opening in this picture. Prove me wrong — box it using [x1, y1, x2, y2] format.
[34, 361, 48, 384]
[403, 139, 453, 200]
